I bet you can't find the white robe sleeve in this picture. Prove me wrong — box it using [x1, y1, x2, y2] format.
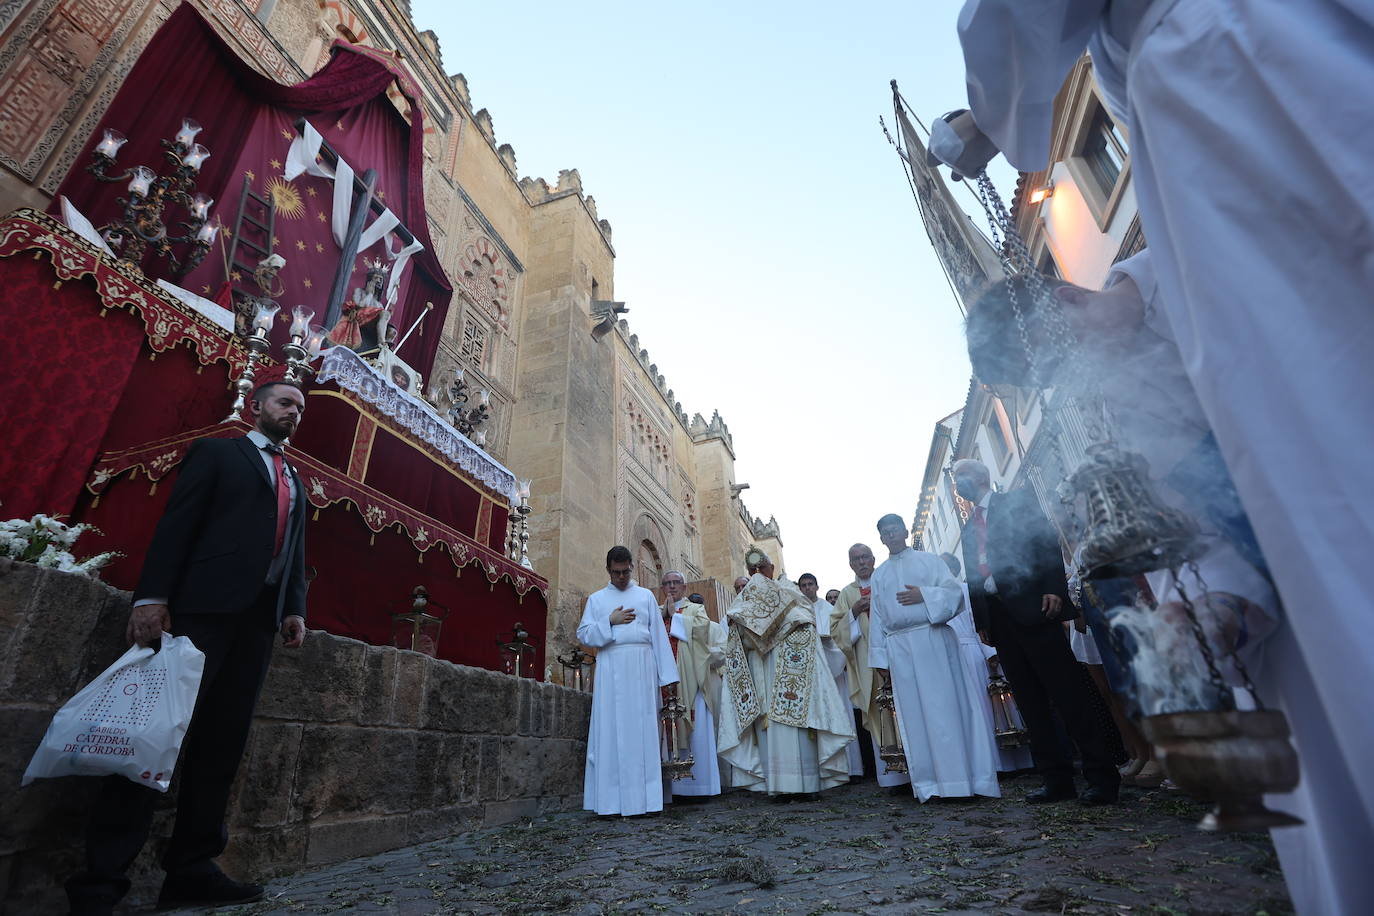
[814, 600, 832, 637]
[669, 612, 688, 642]
[869, 571, 892, 670]
[957, 0, 1103, 170]
[918, 555, 966, 626]
[576, 592, 615, 648]
[707, 620, 726, 669]
[849, 613, 863, 646]
[649, 594, 681, 687]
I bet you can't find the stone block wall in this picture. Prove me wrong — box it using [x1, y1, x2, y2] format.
[0, 559, 591, 912]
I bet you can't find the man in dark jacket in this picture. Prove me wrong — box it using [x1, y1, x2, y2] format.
[68, 381, 310, 914]
[954, 458, 1119, 805]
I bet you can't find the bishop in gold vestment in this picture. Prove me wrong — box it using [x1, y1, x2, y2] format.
[717, 549, 854, 795]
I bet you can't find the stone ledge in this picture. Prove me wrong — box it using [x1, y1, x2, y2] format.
[0, 564, 591, 912]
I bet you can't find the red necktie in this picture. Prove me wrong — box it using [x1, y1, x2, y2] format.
[972, 506, 992, 579]
[272, 452, 290, 556]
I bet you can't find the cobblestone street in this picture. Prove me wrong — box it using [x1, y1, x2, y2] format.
[167, 774, 1291, 916]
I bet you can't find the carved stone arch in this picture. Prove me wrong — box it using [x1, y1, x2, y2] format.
[460, 236, 509, 325]
[631, 513, 668, 586]
[317, 0, 370, 45]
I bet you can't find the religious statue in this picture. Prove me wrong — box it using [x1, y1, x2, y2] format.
[328, 257, 391, 353]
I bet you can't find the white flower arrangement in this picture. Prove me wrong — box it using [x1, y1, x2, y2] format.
[1, 514, 121, 579]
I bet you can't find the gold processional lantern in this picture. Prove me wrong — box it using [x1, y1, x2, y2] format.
[986, 666, 1029, 748]
[660, 693, 695, 780]
[389, 586, 448, 656]
[874, 675, 908, 774]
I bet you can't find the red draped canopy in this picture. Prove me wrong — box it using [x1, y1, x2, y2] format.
[51, 2, 451, 379]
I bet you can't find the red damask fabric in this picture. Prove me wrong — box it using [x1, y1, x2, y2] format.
[0, 258, 144, 520]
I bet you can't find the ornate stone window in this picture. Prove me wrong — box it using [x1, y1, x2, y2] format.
[460, 315, 488, 372]
[461, 236, 509, 328]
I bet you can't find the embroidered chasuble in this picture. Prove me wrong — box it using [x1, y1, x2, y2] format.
[718, 574, 854, 794]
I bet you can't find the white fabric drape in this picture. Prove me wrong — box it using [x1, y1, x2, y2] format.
[282, 119, 424, 308]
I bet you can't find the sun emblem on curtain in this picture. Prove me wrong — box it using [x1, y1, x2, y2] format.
[266, 176, 305, 219]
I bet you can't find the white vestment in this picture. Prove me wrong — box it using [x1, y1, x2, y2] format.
[718, 575, 855, 795]
[957, 4, 1374, 909]
[951, 582, 1033, 772]
[667, 602, 726, 797]
[871, 549, 1000, 801]
[814, 598, 863, 777]
[577, 582, 679, 816]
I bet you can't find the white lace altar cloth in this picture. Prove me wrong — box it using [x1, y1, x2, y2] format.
[317, 346, 517, 502]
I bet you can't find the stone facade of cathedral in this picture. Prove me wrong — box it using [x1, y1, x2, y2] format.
[0, 0, 782, 656]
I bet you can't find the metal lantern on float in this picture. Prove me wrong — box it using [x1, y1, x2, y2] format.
[659, 691, 695, 780]
[390, 586, 448, 656]
[986, 666, 1029, 748]
[874, 674, 909, 774]
[496, 622, 535, 678]
[555, 644, 594, 692]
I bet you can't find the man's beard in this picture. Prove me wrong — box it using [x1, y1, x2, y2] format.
[264, 417, 295, 440]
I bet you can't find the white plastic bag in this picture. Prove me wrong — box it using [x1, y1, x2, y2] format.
[22, 633, 205, 792]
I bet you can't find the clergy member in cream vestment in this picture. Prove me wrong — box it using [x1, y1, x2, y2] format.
[870, 515, 999, 802]
[577, 546, 680, 817]
[660, 570, 726, 798]
[831, 544, 910, 788]
[718, 548, 854, 795]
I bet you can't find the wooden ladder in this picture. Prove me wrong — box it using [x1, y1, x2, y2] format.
[224, 176, 276, 333]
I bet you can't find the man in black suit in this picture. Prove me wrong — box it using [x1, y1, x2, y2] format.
[67, 381, 310, 915]
[953, 458, 1119, 805]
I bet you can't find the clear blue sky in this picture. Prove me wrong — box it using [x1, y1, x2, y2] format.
[412, 0, 1008, 591]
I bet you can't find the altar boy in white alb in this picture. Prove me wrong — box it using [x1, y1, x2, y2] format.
[870, 514, 999, 802]
[577, 546, 680, 817]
